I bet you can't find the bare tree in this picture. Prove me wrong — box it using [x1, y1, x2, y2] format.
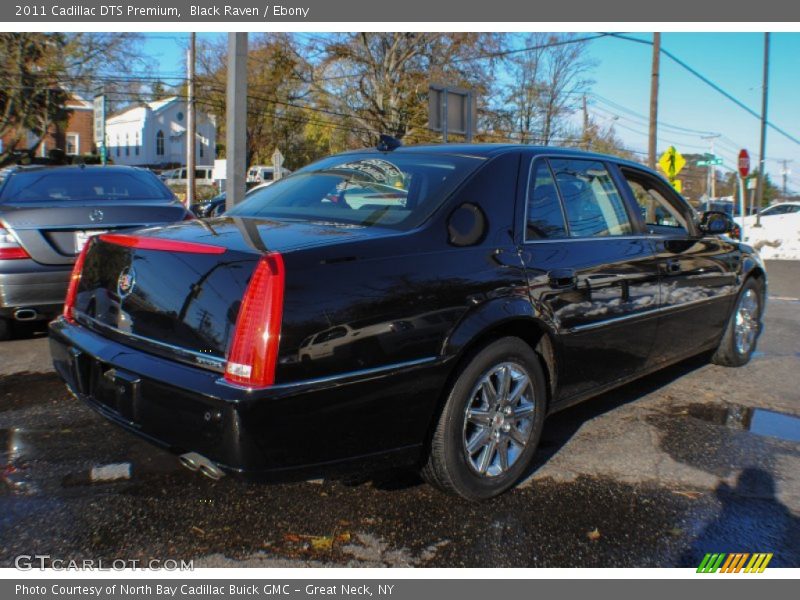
[503, 33, 596, 145]
[308, 33, 505, 146]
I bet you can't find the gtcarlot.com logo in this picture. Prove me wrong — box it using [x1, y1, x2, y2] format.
[697, 552, 773, 573]
[14, 555, 193, 571]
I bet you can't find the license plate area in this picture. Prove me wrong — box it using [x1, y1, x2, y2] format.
[88, 362, 141, 423]
[75, 230, 107, 253]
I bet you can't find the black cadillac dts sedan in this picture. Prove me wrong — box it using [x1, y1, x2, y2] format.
[49, 144, 766, 499]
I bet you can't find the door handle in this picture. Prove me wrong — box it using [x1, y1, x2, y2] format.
[664, 259, 682, 274]
[548, 268, 577, 290]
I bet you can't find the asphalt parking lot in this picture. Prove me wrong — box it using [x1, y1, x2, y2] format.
[1, 261, 799, 568]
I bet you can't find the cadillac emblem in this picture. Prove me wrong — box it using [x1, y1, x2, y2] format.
[117, 266, 136, 299]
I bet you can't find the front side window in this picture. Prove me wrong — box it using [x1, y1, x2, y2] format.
[228, 153, 485, 230]
[621, 168, 688, 233]
[549, 159, 633, 238]
[526, 160, 567, 240]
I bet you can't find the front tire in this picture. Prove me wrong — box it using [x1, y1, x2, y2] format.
[712, 277, 764, 367]
[422, 337, 546, 500]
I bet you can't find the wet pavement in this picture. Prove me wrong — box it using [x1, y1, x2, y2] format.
[1, 263, 799, 568]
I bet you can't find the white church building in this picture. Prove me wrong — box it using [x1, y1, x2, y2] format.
[105, 97, 216, 167]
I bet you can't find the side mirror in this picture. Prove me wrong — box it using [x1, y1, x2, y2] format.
[698, 210, 734, 235]
[447, 203, 487, 246]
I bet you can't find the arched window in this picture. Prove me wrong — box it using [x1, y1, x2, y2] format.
[156, 130, 164, 156]
[116, 135, 120, 157]
[125, 133, 130, 156]
[135, 132, 140, 156]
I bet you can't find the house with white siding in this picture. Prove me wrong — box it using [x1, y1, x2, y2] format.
[105, 97, 216, 167]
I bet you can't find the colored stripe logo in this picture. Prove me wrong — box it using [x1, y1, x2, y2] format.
[697, 553, 773, 573]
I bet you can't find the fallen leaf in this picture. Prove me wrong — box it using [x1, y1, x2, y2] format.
[672, 490, 702, 499]
[191, 526, 205, 536]
[587, 528, 601, 541]
[283, 533, 301, 543]
[336, 532, 352, 543]
[310, 536, 333, 551]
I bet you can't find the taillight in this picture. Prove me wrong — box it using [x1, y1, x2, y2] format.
[224, 253, 285, 388]
[183, 211, 196, 220]
[0, 226, 30, 260]
[63, 239, 92, 322]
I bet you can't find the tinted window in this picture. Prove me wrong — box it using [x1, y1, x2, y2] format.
[0, 169, 173, 202]
[549, 159, 632, 237]
[228, 153, 484, 230]
[526, 160, 567, 240]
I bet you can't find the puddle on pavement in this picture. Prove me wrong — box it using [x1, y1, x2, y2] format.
[679, 403, 800, 443]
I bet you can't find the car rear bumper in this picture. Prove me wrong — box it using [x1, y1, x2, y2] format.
[0, 265, 70, 318]
[49, 317, 448, 477]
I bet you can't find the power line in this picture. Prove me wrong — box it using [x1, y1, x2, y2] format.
[607, 32, 800, 147]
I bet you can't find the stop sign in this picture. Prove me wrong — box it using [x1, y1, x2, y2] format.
[738, 149, 750, 178]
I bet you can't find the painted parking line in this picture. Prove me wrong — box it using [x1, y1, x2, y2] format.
[769, 296, 800, 303]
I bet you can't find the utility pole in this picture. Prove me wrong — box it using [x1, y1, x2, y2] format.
[780, 159, 792, 197]
[648, 32, 661, 170]
[701, 134, 720, 199]
[582, 94, 590, 150]
[186, 32, 196, 208]
[226, 33, 248, 211]
[755, 33, 770, 228]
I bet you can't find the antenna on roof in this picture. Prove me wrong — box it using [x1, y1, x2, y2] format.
[377, 135, 402, 152]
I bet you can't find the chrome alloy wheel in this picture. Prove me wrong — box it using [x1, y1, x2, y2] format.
[734, 288, 759, 356]
[462, 362, 535, 478]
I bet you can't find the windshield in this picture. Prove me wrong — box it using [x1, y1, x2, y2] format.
[228, 153, 485, 230]
[0, 169, 174, 203]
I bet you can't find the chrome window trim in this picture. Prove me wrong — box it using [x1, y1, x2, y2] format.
[522, 154, 639, 245]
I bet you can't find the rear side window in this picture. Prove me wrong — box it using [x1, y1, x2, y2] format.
[0, 169, 173, 202]
[526, 160, 567, 240]
[549, 159, 633, 238]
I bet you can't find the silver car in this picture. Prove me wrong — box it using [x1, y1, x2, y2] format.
[0, 164, 191, 340]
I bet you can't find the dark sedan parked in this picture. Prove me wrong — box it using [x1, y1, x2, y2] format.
[49, 144, 765, 499]
[0, 165, 192, 339]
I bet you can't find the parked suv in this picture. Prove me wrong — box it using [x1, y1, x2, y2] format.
[49, 145, 765, 498]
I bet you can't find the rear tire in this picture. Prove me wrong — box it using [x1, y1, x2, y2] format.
[421, 337, 546, 500]
[712, 277, 764, 367]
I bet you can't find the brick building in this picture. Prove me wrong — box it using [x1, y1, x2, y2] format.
[0, 93, 95, 158]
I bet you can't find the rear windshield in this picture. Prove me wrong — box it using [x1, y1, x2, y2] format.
[228, 153, 485, 230]
[0, 169, 174, 203]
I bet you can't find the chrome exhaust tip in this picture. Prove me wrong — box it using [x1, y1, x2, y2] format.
[178, 452, 225, 480]
[13, 308, 37, 321]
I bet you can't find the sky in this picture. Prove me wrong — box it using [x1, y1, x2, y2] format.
[139, 32, 800, 193]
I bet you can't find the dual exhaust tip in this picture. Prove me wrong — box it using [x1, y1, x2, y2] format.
[178, 452, 225, 481]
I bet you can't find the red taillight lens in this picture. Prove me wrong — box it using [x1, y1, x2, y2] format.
[183, 211, 196, 221]
[99, 233, 225, 254]
[224, 253, 285, 388]
[63, 240, 92, 322]
[0, 226, 30, 260]
[0, 247, 30, 260]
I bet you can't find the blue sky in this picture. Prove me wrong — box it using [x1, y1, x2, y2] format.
[140, 32, 800, 192]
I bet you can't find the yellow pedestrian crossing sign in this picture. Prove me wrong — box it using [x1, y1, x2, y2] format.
[658, 146, 686, 180]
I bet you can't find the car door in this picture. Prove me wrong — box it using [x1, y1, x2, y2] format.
[616, 165, 740, 363]
[519, 155, 661, 403]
